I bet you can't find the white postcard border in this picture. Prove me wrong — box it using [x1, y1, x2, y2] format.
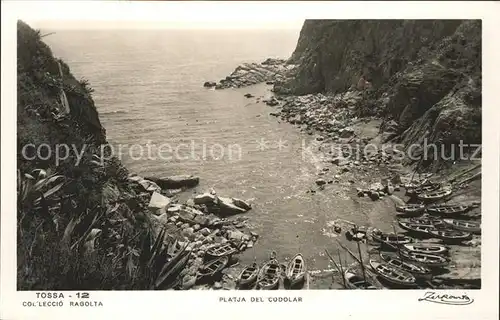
[1, 1, 499, 319]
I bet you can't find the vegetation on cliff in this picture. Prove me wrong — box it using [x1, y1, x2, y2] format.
[17, 21, 184, 290]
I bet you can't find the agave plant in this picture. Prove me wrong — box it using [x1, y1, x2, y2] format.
[135, 227, 191, 290]
[17, 168, 66, 208]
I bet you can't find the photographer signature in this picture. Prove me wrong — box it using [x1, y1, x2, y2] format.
[418, 291, 474, 305]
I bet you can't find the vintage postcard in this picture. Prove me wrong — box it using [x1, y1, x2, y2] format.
[1, 1, 498, 319]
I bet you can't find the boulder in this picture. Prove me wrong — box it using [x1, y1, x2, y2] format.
[203, 81, 217, 88]
[385, 184, 395, 195]
[226, 229, 247, 242]
[146, 175, 200, 189]
[194, 193, 217, 205]
[200, 227, 211, 237]
[315, 178, 327, 186]
[231, 198, 252, 211]
[167, 204, 183, 215]
[128, 174, 162, 193]
[244, 93, 254, 98]
[209, 197, 248, 216]
[148, 192, 171, 215]
[339, 127, 355, 138]
[369, 191, 380, 201]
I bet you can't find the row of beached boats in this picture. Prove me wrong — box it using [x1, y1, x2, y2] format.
[194, 241, 307, 289]
[237, 253, 307, 290]
[334, 178, 481, 289]
[331, 236, 453, 289]
[395, 202, 475, 217]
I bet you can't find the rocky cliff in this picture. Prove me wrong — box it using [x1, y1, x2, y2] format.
[277, 20, 481, 166]
[16, 21, 257, 290]
[17, 21, 152, 290]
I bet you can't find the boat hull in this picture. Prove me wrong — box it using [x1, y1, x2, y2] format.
[380, 253, 433, 280]
[344, 270, 377, 290]
[285, 254, 306, 287]
[400, 251, 449, 268]
[370, 260, 417, 288]
[403, 243, 448, 255]
[257, 259, 281, 290]
[442, 219, 481, 234]
[237, 264, 259, 287]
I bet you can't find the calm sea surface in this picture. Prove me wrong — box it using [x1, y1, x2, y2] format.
[44, 29, 380, 274]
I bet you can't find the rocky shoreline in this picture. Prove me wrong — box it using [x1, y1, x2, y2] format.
[204, 58, 296, 90]
[197, 55, 482, 289]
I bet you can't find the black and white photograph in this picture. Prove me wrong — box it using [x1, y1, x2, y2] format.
[15, 17, 484, 291]
[2, 1, 499, 319]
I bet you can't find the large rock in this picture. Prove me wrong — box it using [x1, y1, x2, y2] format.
[128, 174, 162, 193]
[206, 197, 249, 216]
[148, 192, 171, 215]
[145, 175, 200, 189]
[231, 198, 252, 211]
[193, 193, 217, 205]
[203, 81, 216, 88]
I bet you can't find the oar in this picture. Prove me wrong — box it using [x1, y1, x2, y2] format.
[356, 240, 368, 285]
[325, 249, 341, 274]
[325, 249, 346, 288]
[392, 224, 404, 261]
[337, 249, 347, 289]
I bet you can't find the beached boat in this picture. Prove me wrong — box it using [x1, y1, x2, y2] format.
[395, 204, 426, 216]
[417, 189, 452, 202]
[427, 229, 472, 243]
[379, 252, 433, 280]
[371, 231, 412, 247]
[442, 219, 481, 234]
[369, 260, 417, 287]
[257, 259, 281, 290]
[399, 217, 445, 228]
[205, 243, 237, 258]
[397, 221, 434, 236]
[405, 183, 441, 196]
[197, 255, 229, 278]
[426, 204, 471, 215]
[237, 263, 259, 287]
[400, 250, 449, 268]
[343, 268, 377, 289]
[403, 243, 449, 255]
[285, 254, 306, 286]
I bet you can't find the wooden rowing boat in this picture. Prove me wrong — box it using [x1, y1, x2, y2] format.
[417, 189, 452, 201]
[237, 263, 259, 288]
[400, 250, 449, 268]
[285, 253, 306, 286]
[442, 219, 481, 234]
[406, 183, 441, 196]
[403, 243, 449, 255]
[395, 204, 426, 216]
[400, 217, 445, 228]
[371, 231, 412, 246]
[343, 268, 377, 289]
[369, 260, 417, 287]
[205, 243, 237, 258]
[426, 204, 471, 215]
[379, 252, 433, 280]
[397, 221, 434, 236]
[197, 256, 229, 278]
[257, 259, 281, 290]
[427, 229, 472, 243]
